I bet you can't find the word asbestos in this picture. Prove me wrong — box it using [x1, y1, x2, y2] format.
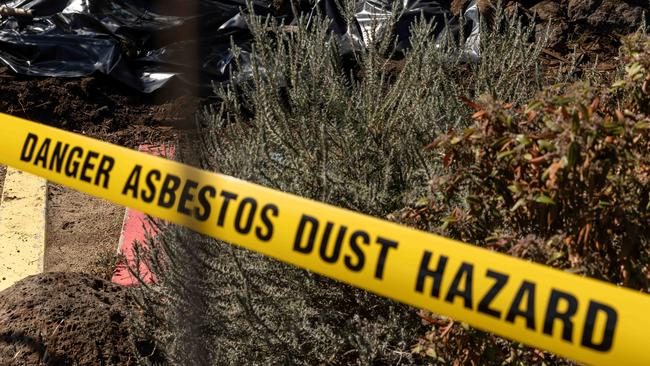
[121, 165, 279, 241]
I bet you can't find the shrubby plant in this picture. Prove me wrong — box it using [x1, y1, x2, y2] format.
[412, 34, 650, 288]
[136, 3, 568, 365]
[401, 33, 649, 364]
[201, 3, 550, 215]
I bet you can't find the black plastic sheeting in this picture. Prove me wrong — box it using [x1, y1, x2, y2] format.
[0, 0, 271, 92]
[0, 0, 479, 93]
[315, 0, 479, 59]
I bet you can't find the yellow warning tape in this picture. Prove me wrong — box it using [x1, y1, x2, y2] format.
[1, 112, 648, 365]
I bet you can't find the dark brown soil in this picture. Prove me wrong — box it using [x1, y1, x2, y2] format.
[0, 272, 162, 365]
[0, 68, 196, 147]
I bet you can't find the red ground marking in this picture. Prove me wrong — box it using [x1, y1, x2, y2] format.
[111, 144, 175, 286]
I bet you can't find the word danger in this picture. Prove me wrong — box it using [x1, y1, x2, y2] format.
[20, 133, 114, 188]
[416, 251, 618, 352]
[122, 165, 278, 241]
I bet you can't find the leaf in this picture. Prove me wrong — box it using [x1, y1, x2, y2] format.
[589, 96, 600, 113]
[515, 134, 531, 146]
[463, 128, 476, 138]
[441, 215, 457, 223]
[459, 96, 481, 111]
[587, 132, 595, 148]
[508, 184, 521, 193]
[527, 110, 538, 123]
[485, 233, 504, 242]
[567, 141, 580, 168]
[529, 153, 553, 165]
[579, 223, 592, 246]
[537, 139, 556, 152]
[626, 62, 644, 80]
[548, 251, 564, 263]
[467, 195, 482, 205]
[497, 150, 515, 160]
[503, 114, 514, 128]
[472, 110, 488, 119]
[443, 152, 454, 167]
[535, 194, 556, 205]
[492, 136, 511, 149]
[525, 101, 543, 113]
[634, 121, 650, 130]
[615, 109, 625, 122]
[548, 162, 564, 187]
[440, 215, 457, 230]
[580, 104, 591, 124]
[414, 197, 429, 208]
[510, 198, 526, 212]
[571, 111, 580, 132]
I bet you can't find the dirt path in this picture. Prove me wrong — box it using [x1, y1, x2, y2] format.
[45, 185, 124, 280]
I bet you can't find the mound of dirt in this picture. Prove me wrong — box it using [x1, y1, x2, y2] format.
[452, 0, 649, 81]
[453, 0, 648, 49]
[566, 0, 647, 32]
[0, 272, 162, 365]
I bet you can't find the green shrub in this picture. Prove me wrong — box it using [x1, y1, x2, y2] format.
[138, 3, 565, 365]
[200, 4, 550, 215]
[400, 33, 649, 364]
[418, 52, 649, 287]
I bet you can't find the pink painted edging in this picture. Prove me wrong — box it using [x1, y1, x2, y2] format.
[111, 144, 174, 287]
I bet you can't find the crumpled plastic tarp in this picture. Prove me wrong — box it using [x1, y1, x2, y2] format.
[314, 0, 480, 61]
[0, 0, 480, 93]
[0, 0, 270, 92]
